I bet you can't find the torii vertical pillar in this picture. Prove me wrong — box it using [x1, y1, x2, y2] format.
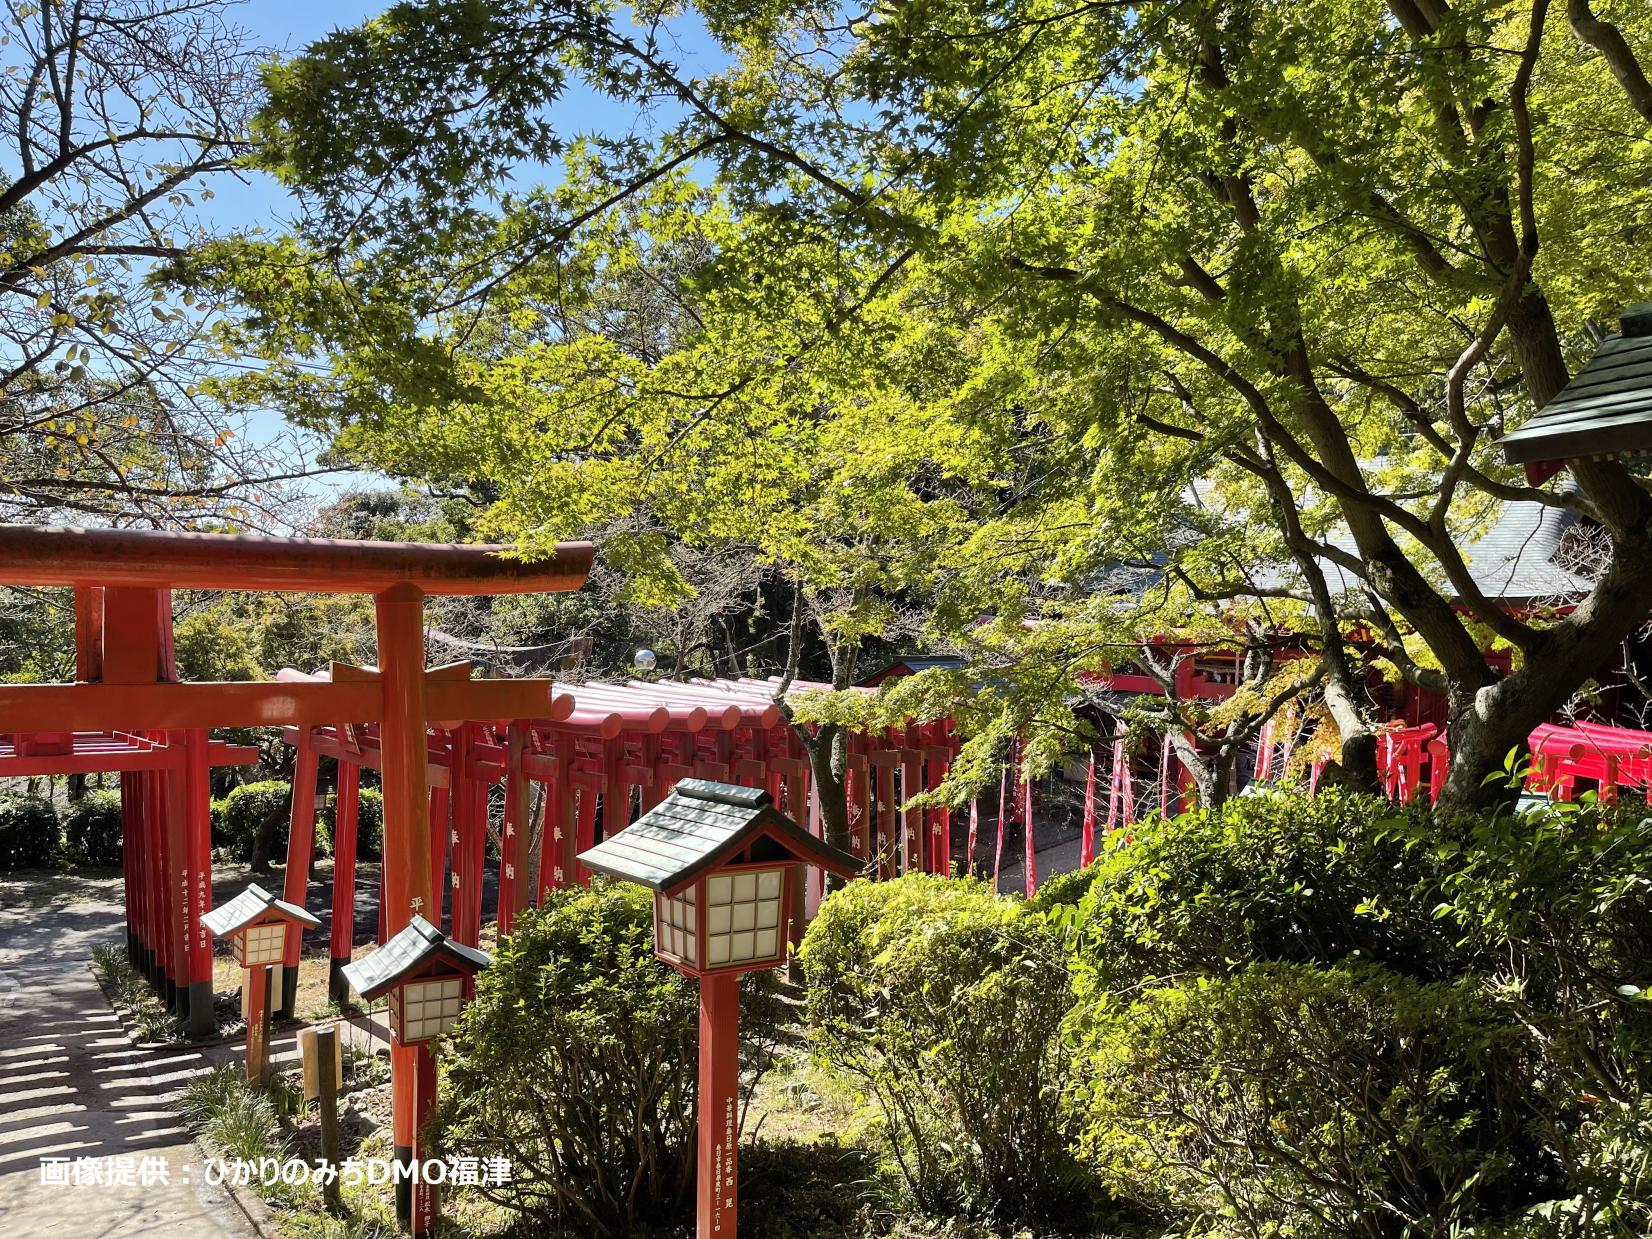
[328, 759, 361, 1004]
[376, 583, 437, 1238]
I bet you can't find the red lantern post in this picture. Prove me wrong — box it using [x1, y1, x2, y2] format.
[579, 780, 860, 1239]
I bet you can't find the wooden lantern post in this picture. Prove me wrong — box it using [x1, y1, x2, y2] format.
[341, 915, 490, 1239]
[579, 779, 860, 1239]
[200, 884, 322, 1081]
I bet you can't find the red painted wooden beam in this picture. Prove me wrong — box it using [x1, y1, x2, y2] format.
[0, 525, 594, 596]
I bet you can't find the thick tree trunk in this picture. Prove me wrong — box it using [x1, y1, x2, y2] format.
[1320, 721, 1382, 798]
[1436, 291, 1652, 808]
[1439, 516, 1652, 808]
[1319, 637, 1382, 795]
[250, 808, 282, 874]
[808, 722, 852, 873]
[1167, 730, 1222, 808]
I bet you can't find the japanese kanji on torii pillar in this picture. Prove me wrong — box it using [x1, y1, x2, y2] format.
[0, 524, 593, 1238]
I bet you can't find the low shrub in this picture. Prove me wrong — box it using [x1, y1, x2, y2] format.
[435, 880, 781, 1238]
[320, 786, 381, 859]
[1025, 859, 1102, 915]
[215, 780, 292, 869]
[1063, 787, 1451, 989]
[354, 786, 383, 859]
[0, 794, 60, 869]
[1073, 962, 1548, 1236]
[64, 790, 122, 867]
[799, 873, 1088, 1227]
[737, 1139, 880, 1239]
[1430, 802, 1652, 1221]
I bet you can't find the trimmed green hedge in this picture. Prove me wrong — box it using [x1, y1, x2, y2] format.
[436, 881, 782, 1236]
[0, 795, 59, 870]
[800, 873, 1088, 1225]
[64, 790, 122, 866]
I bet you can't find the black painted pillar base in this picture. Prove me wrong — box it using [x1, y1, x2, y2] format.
[163, 974, 177, 1011]
[328, 957, 351, 1006]
[186, 980, 214, 1038]
[395, 1144, 413, 1227]
[277, 963, 300, 1022]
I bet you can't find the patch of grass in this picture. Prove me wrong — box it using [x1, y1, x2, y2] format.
[179, 1064, 248, 1131]
[343, 1044, 391, 1091]
[278, 1213, 394, 1239]
[207, 1089, 282, 1164]
[133, 1003, 184, 1044]
[90, 943, 131, 988]
[739, 1138, 881, 1239]
[266, 1069, 308, 1120]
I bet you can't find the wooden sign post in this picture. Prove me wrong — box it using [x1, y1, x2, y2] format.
[202, 883, 321, 1086]
[301, 1026, 345, 1212]
[341, 916, 491, 1239]
[245, 964, 272, 1084]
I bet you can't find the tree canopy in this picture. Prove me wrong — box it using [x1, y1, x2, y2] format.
[180, 0, 1652, 809]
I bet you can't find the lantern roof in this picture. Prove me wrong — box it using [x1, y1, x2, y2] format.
[1498, 304, 1652, 482]
[577, 778, 861, 895]
[200, 882, 322, 938]
[339, 915, 491, 1001]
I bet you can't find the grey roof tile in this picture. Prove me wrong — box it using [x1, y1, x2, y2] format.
[339, 915, 490, 1000]
[199, 882, 321, 938]
[579, 778, 861, 894]
[1499, 314, 1652, 466]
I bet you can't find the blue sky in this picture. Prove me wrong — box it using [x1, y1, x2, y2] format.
[209, 0, 380, 233]
[216, 0, 723, 515]
[216, 0, 720, 235]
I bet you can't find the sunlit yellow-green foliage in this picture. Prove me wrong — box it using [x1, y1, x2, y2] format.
[187, 0, 1652, 795]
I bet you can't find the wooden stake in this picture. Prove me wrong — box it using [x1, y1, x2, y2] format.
[305, 1026, 344, 1212]
[697, 972, 741, 1239]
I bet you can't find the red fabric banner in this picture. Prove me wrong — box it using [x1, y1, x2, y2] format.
[1159, 733, 1172, 817]
[993, 758, 1008, 888]
[1080, 750, 1096, 867]
[967, 796, 979, 879]
[1023, 767, 1037, 897]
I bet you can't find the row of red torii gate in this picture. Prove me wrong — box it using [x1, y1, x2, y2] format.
[5, 526, 1648, 1041]
[272, 670, 959, 1018]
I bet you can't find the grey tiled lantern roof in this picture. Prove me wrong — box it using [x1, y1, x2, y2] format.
[339, 916, 491, 1001]
[578, 778, 861, 896]
[199, 883, 321, 938]
[1499, 303, 1652, 476]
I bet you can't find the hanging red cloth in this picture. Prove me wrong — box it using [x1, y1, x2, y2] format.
[1105, 738, 1120, 833]
[967, 796, 979, 880]
[1023, 764, 1038, 897]
[993, 758, 1008, 888]
[1121, 743, 1136, 823]
[1080, 750, 1097, 867]
[1159, 733, 1173, 817]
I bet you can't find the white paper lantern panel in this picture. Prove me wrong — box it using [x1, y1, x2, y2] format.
[703, 867, 785, 968]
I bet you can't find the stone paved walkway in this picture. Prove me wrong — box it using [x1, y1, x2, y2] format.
[0, 878, 255, 1239]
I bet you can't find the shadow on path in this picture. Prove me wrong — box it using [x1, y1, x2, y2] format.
[0, 880, 254, 1238]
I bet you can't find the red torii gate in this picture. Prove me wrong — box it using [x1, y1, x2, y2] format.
[0, 726, 259, 1015]
[0, 523, 592, 1239]
[276, 674, 963, 976]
